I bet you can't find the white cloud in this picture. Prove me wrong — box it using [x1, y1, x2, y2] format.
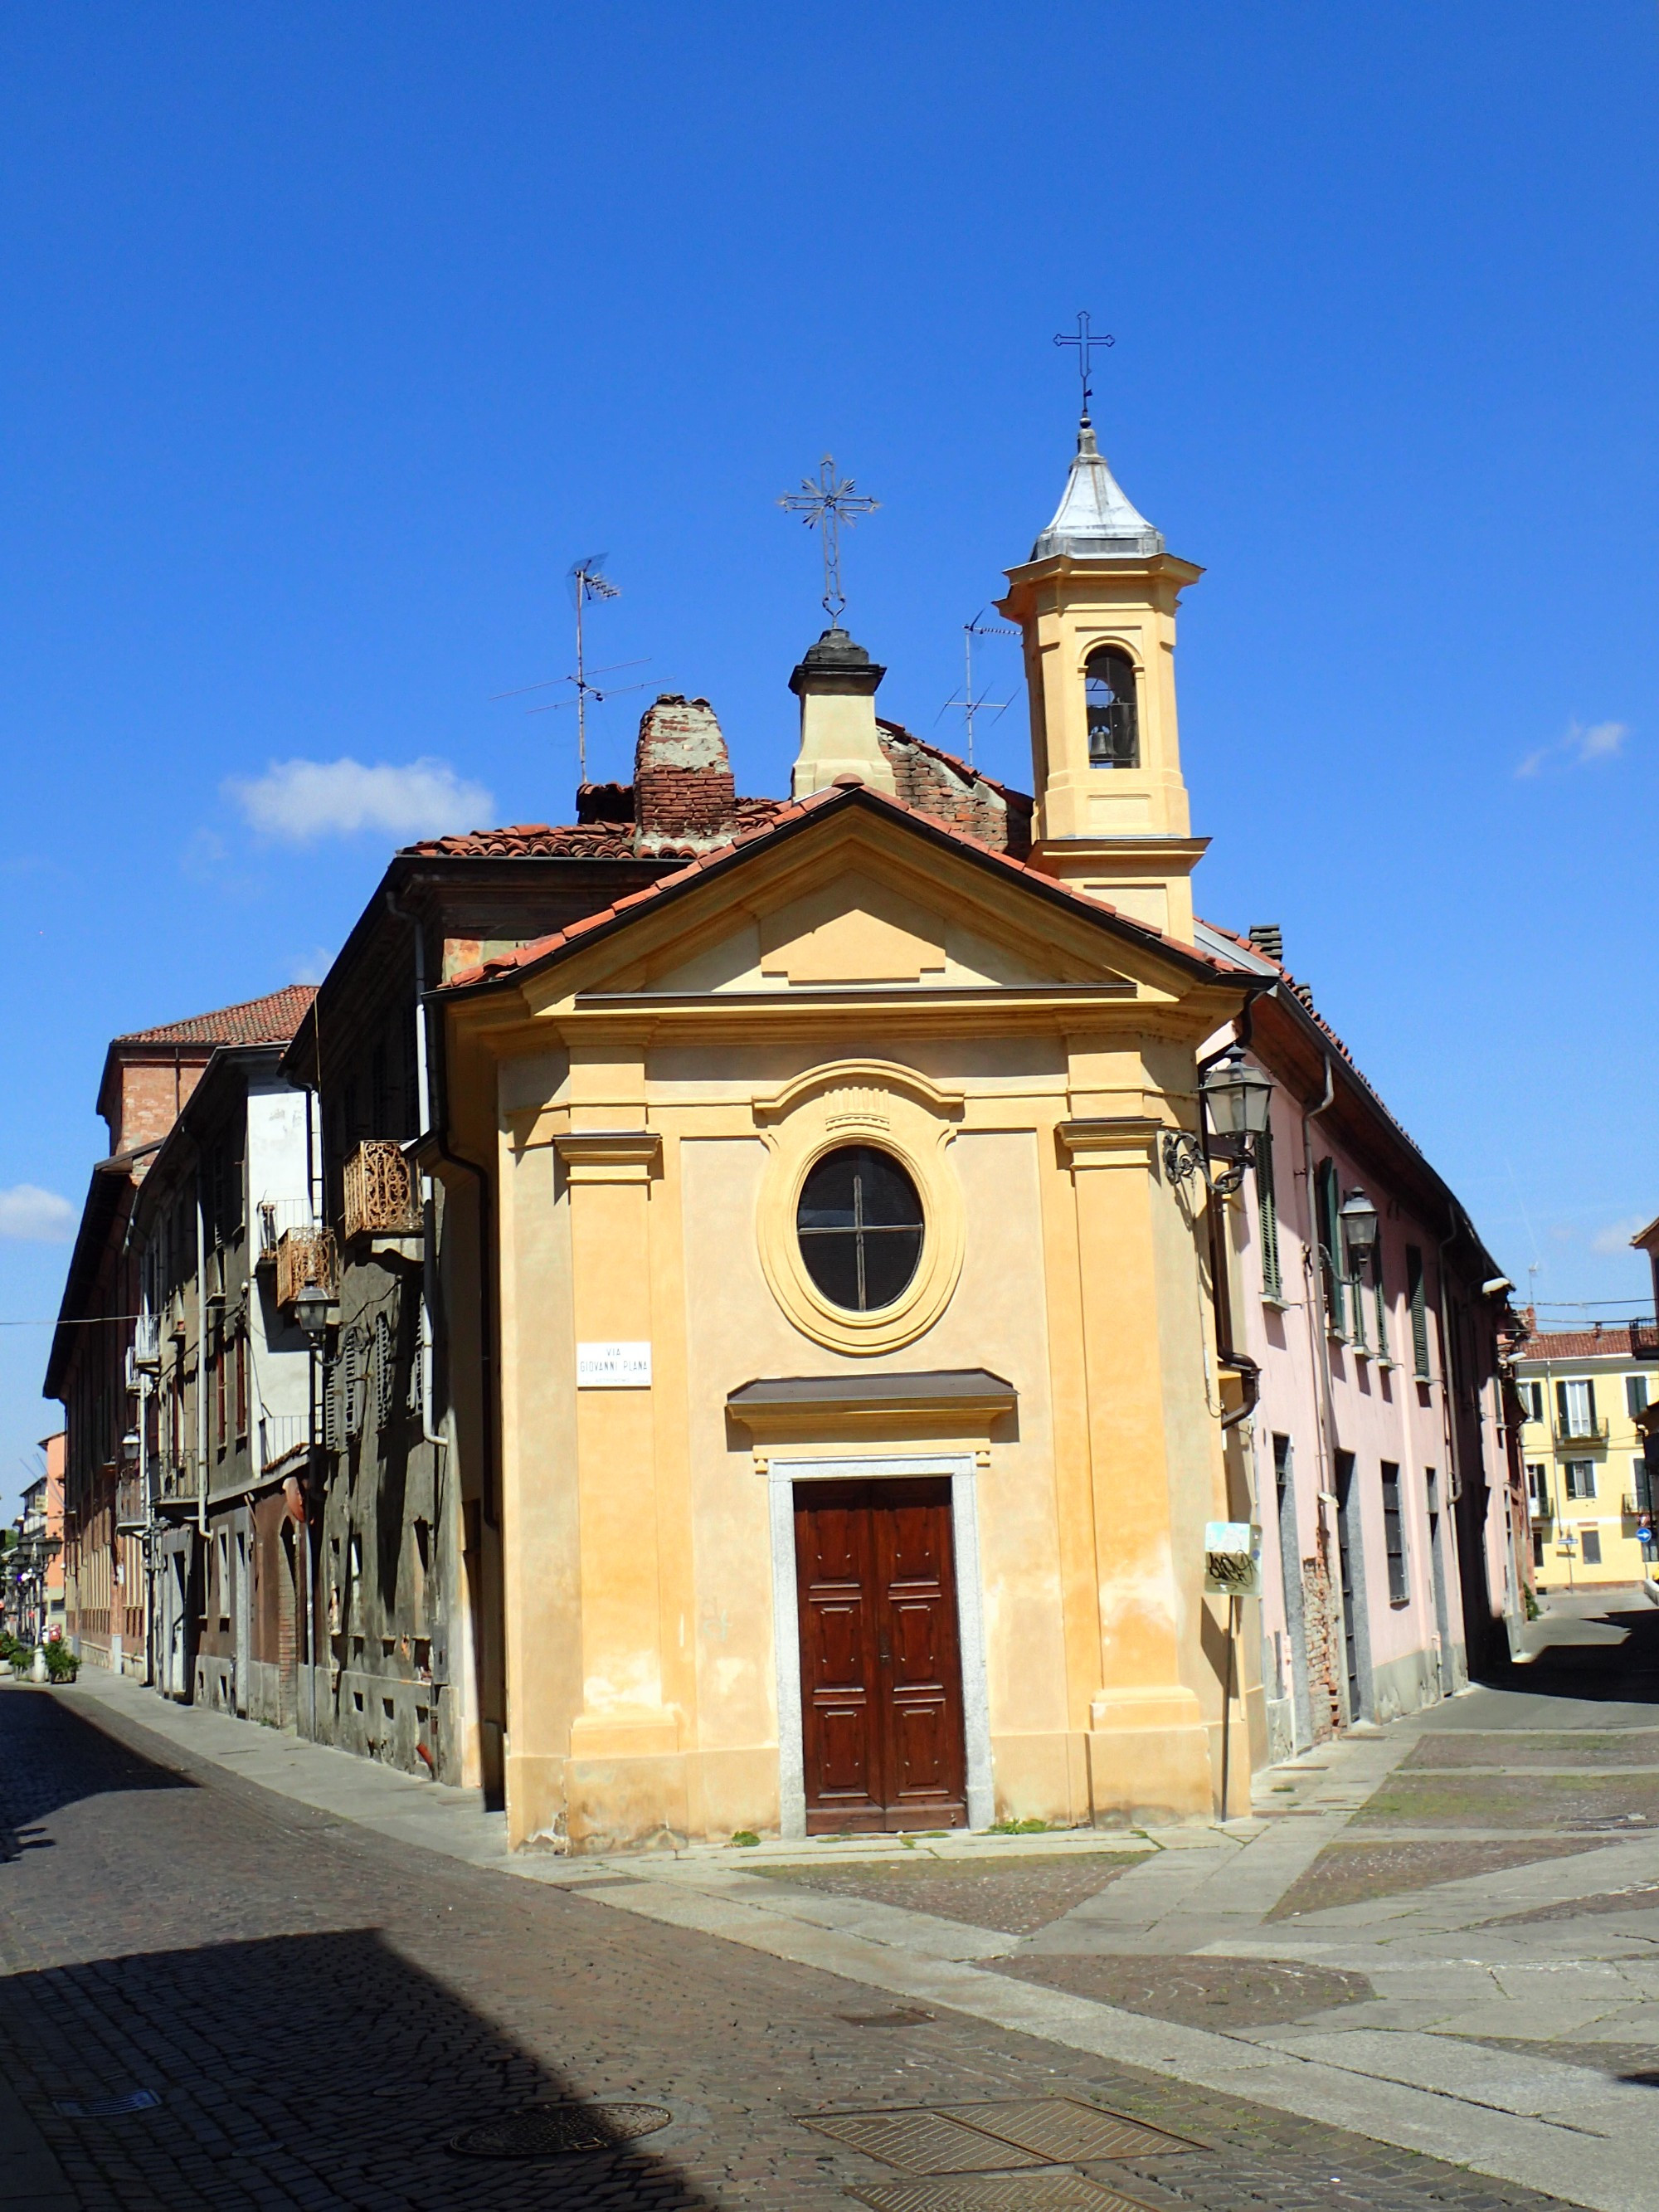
[1591, 1215, 1647, 1255]
[0, 1185, 75, 1241]
[1576, 719, 1628, 763]
[225, 758, 494, 845]
[289, 947, 333, 986]
[1515, 719, 1632, 779]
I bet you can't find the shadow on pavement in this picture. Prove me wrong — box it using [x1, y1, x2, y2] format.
[1464, 1588, 1659, 1719]
[0, 1923, 716, 2210]
[0, 1684, 196, 1860]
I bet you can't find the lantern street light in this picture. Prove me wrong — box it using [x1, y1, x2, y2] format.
[293, 1282, 338, 1348]
[1338, 1188, 1379, 1271]
[1164, 1045, 1275, 1196]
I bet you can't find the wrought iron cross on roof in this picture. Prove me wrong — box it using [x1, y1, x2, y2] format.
[1054, 309, 1113, 421]
[778, 456, 878, 624]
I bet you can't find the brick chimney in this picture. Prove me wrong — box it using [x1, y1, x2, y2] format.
[632, 694, 737, 855]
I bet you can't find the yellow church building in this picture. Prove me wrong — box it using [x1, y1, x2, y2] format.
[429, 414, 1275, 1852]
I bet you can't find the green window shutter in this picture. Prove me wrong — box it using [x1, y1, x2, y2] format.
[1256, 1123, 1282, 1300]
[1556, 1380, 1569, 1430]
[1586, 1379, 1598, 1429]
[1406, 1245, 1430, 1378]
[1317, 1161, 1345, 1336]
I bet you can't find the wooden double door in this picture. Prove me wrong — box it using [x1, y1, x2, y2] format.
[795, 1477, 968, 1834]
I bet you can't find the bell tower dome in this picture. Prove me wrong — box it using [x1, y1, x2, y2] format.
[997, 416, 1206, 941]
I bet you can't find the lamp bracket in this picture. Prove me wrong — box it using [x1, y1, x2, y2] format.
[1163, 1129, 1253, 1197]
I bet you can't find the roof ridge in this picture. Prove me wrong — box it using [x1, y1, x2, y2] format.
[113, 982, 319, 1047]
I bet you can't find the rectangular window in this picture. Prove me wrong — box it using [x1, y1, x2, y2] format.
[1633, 1456, 1652, 1515]
[1558, 1379, 1597, 1436]
[1628, 1375, 1650, 1420]
[1317, 1160, 1345, 1337]
[1532, 1532, 1545, 1568]
[1526, 1461, 1549, 1513]
[1256, 1121, 1283, 1301]
[214, 1337, 226, 1454]
[1519, 1380, 1545, 1425]
[1581, 1527, 1603, 1566]
[1380, 1462, 1408, 1604]
[235, 1331, 247, 1440]
[1405, 1245, 1431, 1380]
[1565, 1459, 1597, 1501]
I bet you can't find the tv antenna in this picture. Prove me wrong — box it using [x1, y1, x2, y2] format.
[778, 456, 878, 624]
[937, 610, 1019, 767]
[1054, 309, 1113, 422]
[488, 557, 648, 782]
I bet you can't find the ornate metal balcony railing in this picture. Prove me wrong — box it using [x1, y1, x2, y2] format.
[342, 1140, 421, 1241]
[275, 1227, 338, 1312]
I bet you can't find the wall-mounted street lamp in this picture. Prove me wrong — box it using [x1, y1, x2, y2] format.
[1163, 1045, 1275, 1198]
[1338, 1188, 1379, 1271]
[293, 1282, 338, 1348]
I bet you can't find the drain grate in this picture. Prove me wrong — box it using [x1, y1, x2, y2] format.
[53, 2091, 162, 2118]
[940, 2101, 1200, 2162]
[846, 2179, 1157, 2212]
[449, 2102, 672, 2159]
[804, 2111, 1048, 2174]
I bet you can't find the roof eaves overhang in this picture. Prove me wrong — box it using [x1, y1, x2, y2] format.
[1248, 983, 1502, 1284]
[44, 1146, 158, 1399]
[437, 782, 1245, 1010]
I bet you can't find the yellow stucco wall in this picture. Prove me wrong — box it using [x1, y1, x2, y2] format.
[443, 802, 1252, 1852]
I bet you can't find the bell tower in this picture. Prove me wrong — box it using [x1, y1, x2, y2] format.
[998, 416, 1206, 941]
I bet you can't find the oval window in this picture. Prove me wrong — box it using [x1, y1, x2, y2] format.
[795, 1145, 924, 1313]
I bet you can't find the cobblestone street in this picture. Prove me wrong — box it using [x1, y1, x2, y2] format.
[0, 1681, 1580, 2212]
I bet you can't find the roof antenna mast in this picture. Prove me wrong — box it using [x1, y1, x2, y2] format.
[567, 556, 620, 783]
[939, 610, 1018, 769]
[488, 554, 649, 784]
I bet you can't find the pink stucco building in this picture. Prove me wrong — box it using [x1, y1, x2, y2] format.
[1193, 923, 1523, 1757]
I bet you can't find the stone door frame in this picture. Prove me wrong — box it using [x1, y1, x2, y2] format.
[762, 1452, 994, 1839]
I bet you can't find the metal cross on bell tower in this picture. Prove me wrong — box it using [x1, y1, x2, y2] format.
[778, 456, 879, 625]
[1053, 309, 1114, 423]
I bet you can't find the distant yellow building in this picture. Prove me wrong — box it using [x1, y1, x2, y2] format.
[1515, 1324, 1659, 1591]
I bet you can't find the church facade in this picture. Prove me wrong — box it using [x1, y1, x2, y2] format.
[431, 422, 1282, 1851]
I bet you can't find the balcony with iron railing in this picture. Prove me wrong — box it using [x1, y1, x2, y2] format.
[1554, 1416, 1610, 1448]
[275, 1225, 338, 1312]
[257, 1411, 310, 1472]
[256, 1197, 318, 1264]
[342, 1139, 422, 1241]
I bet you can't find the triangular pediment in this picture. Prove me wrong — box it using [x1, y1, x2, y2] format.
[501, 790, 1224, 1011]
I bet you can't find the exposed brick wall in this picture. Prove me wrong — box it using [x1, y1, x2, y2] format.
[1301, 1554, 1341, 1742]
[877, 724, 1033, 858]
[632, 695, 738, 855]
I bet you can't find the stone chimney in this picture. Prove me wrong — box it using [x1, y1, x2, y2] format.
[632, 694, 737, 854]
[789, 627, 897, 800]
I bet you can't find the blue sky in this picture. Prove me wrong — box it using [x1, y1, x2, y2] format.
[2, 5, 1656, 1510]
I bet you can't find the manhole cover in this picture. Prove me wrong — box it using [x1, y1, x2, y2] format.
[846, 2179, 1157, 2211]
[838, 2008, 937, 2027]
[804, 2110, 1048, 2173]
[941, 2100, 1200, 2161]
[53, 2091, 162, 2118]
[449, 2102, 672, 2158]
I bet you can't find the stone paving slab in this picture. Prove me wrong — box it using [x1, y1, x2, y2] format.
[747, 1854, 1154, 1937]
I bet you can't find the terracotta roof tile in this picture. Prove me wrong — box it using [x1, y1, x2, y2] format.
[1515, 1327, 1657, 1364]
[441, 782, 1245, 992]
[114, 984, 317, 1048]
[400, 795, 788, 861]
